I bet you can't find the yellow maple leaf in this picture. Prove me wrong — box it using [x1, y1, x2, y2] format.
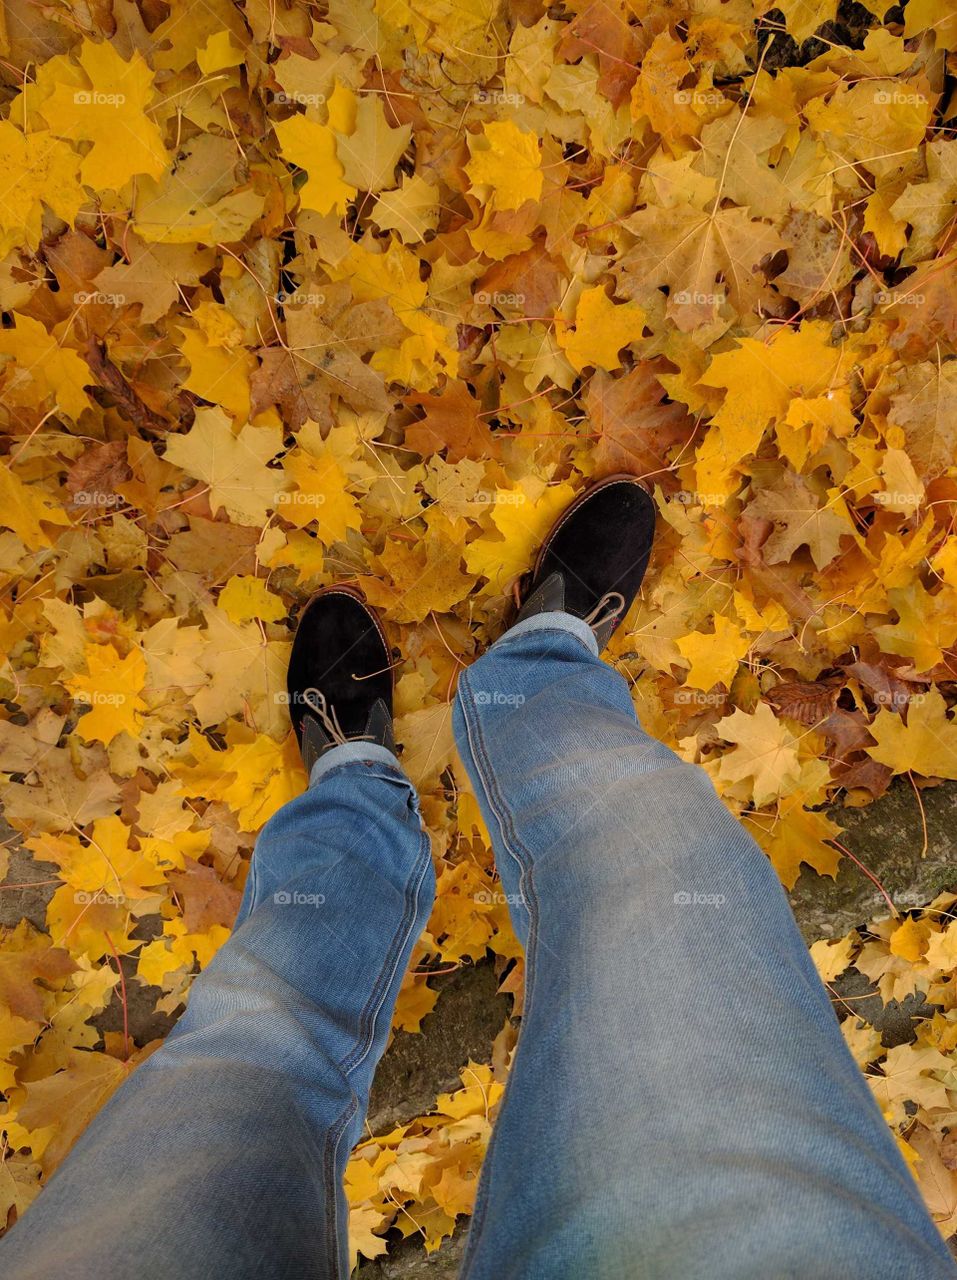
[164, 408, 286, 526]
[864, 190, 908, 259]
[435, 1061, 504, 1120]
[173, 728, 304, 832]
[766, 0, 838, 42]
[275, 114, 356, 215]
[556, 287, 646, 373]
[0, 464, 71, 551]
[889, 916, 930, 963]
[45, 886, 131, 965]
[870, 1044, 953, 1113]
[0, 315, 92, 421]
[278, 439, 363, 545]
[137, 936, 186, 987]
[218, 576, 286, 624]
[348, 1205, 390, 1269]
[365, 510, 475, 623]
[465, 120, 543, 211]
[717, 702, 802, 807]
[12, 1049, 128, 1175]
[805, 80, 933, 182]
[0, 124, 86, 257]
[904, 0, 957, 49]
[924, 924, 957, 973]
[66, 643, 148, 744]
[372, 175, 440, 243]
[28, 814, 166, 901]
[196, 31, 246, 76]
[746, 798, 842, 889]
[178, 325, 252, 422]
[873, 583, 957, 673]
[336, 94, 412, 193]
[676, 613, 751, 692]
[699, 321, 848, 462]
[268, 530, 328, 585]
[392, 974, 440, 1033]
[464, 480, 577, 592]
[40, 41, 167, 190]
[137, 918, 231, 985]
[867, 688, 957, 780]
[340, 241, 459, 388]
[810, 932, 858, 982]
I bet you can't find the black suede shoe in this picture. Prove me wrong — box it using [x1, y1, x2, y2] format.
[512, 475, 656, 651]
[287, 586, 395, 774]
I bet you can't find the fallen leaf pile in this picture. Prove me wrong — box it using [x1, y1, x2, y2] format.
[1, 0, 957, 1260]
[345, 1060, 506, 1267]
[812, 893, 957, 1243]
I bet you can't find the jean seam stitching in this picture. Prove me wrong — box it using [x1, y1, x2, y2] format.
[456, 674, 541, 1279]
[325, 823, 432, 1278]
[340, 825, 432, 1077]
[324, 1092, 359, 1280]
[239, 854, 260, 925]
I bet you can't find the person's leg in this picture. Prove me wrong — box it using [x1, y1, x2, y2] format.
[453, 613, 956, 1280]
[1, 581, 433, 1280]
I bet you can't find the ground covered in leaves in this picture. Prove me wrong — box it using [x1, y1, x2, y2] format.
[1, 0, 957, 1263]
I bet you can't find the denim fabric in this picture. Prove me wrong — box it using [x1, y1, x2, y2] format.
[2, 612, 953, 1279]
[453, 614, 955, 1280]
[1, 755, 432, 1279]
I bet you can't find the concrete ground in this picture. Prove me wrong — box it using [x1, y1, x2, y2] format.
[2, 778, 955, 1276]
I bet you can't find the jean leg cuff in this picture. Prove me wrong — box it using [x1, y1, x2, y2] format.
[308, 740, 404, 787]
[492, 610, 599, 656]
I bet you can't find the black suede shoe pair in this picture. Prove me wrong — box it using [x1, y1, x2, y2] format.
[287, 476, 655, 772]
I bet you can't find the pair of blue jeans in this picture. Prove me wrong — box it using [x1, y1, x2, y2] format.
[2, 613, 953, 1278]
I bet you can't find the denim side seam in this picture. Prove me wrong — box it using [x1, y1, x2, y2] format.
[340, 825, 433, 1077]
[324, 824, 433, 1279]
[455, 672, 543, 1278]
[324, 1092, 360, 1280]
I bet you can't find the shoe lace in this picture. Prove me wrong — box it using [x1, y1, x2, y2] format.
[302, 687, 350, 746]
[583, 590, 625, 633]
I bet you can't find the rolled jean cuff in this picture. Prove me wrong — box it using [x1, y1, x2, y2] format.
[491, 610, 599, 657]
[308, 740, 404, 787]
